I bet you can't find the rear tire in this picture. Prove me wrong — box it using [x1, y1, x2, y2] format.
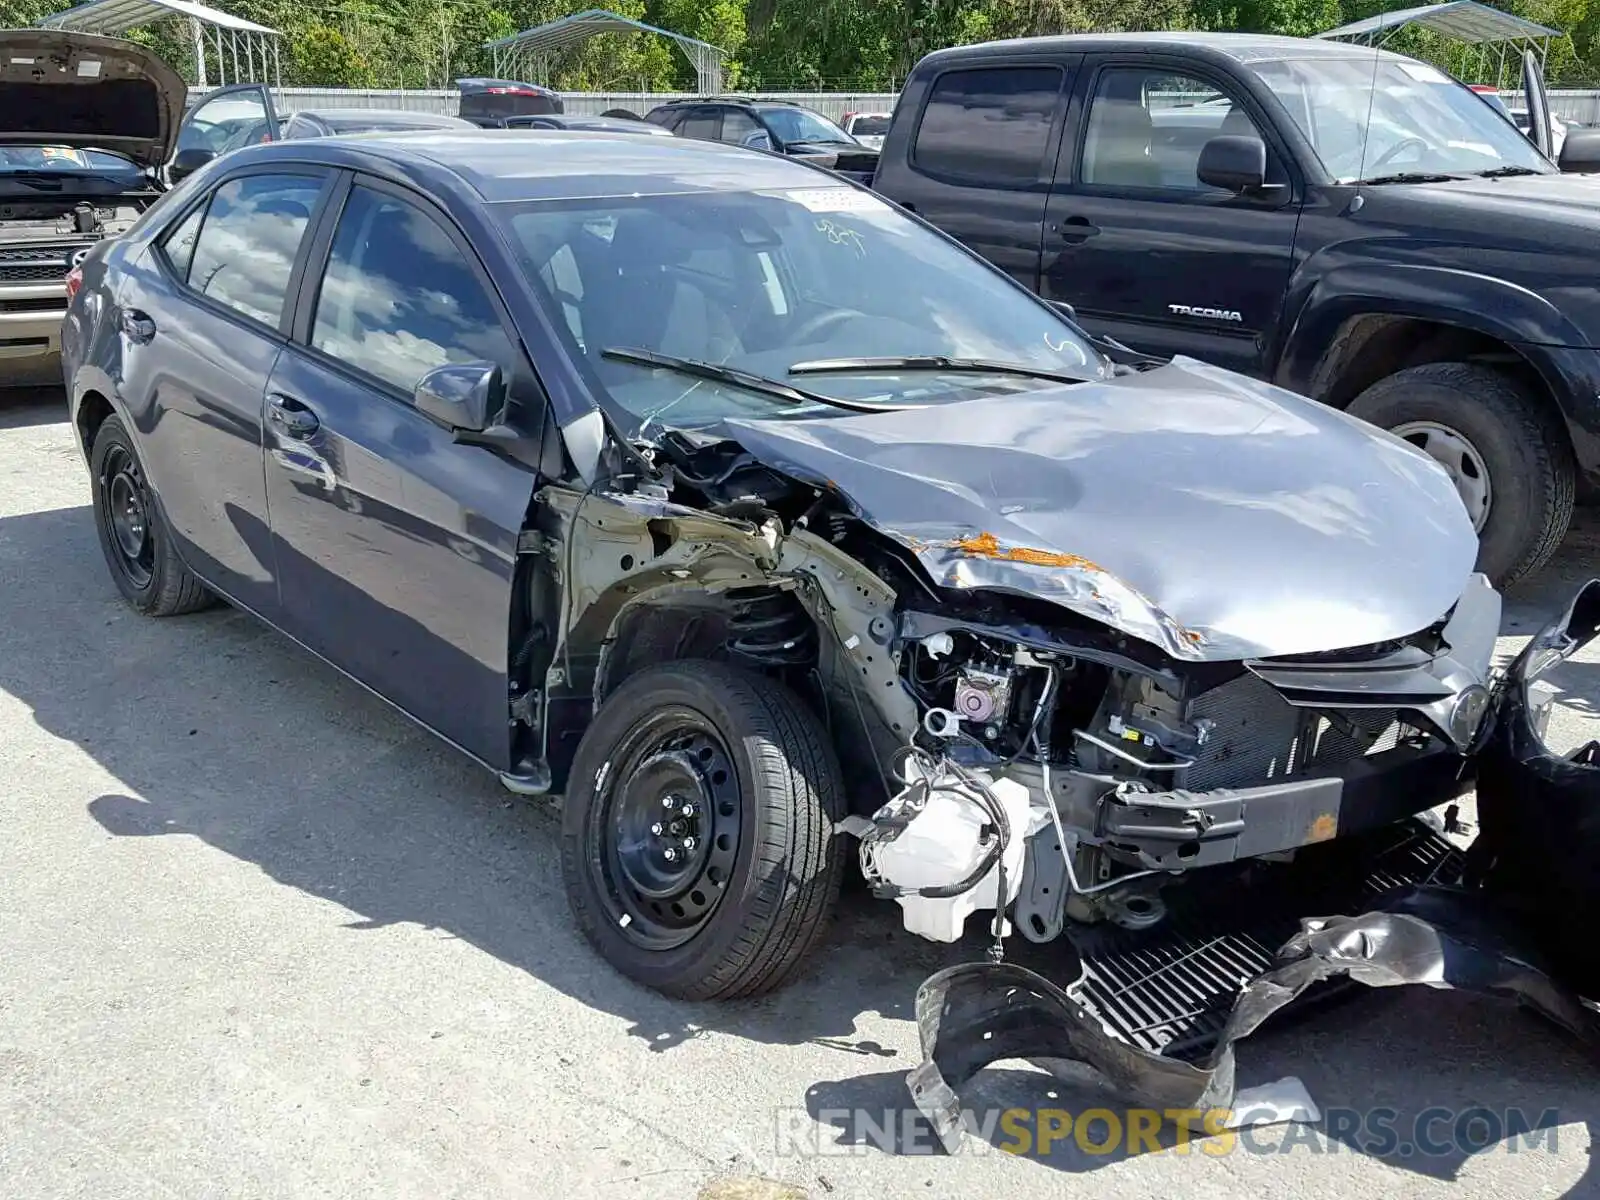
[561, 660, 845, 1000]
[1345, 362, 1574, 588]
[89, 414, 214, 616]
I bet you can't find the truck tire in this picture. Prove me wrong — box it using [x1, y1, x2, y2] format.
[1346, 362, 1574, 588]
[89, 414, 216, 616]
[561, 660, 846, 1000]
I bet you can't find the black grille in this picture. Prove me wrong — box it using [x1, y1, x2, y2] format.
[0, 263, 68, 283]
[0, 246, 84, 283]
[1064, 820, 1465, 1060]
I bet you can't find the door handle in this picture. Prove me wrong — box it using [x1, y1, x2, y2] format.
[118, 307, 156, 343]
[1053, 216, 1100, 243]
[266, 392, 320, 439]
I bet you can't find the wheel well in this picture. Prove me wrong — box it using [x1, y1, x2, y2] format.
[76, 390, 113, 455]
[599, 598, 736, 703]
[1318, 316, 1549, 412]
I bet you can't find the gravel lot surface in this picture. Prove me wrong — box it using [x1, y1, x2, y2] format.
[2, 392, 1596, 1198]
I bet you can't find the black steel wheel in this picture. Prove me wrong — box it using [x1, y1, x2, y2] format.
[561, 660, 845, 1000]
[100, 440, 155, 590]
[595, 709, 745, 950]
[89, 414, 215, 616]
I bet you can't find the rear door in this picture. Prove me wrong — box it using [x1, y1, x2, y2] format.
[114, 165, 332, 616]
[262, 173, 546, 768]
[871, 57, 1076, 294]
[1040, 57, 1302, 377]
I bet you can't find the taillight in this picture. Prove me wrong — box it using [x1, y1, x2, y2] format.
[65, 265, 83, 302]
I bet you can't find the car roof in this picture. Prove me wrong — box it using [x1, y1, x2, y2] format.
[227, 129, 849, 203]
[920, 31, 1419, 67]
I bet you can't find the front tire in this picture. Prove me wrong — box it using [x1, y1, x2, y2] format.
[1346, 362, 1575, 588]
[89, 414, 214, 616]
[560, 660, 846, 1000]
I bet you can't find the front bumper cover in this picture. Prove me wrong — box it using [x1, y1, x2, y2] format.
[909, 580, 1600, 1153]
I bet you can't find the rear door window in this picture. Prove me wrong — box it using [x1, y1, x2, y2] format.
[912, 66, 1065, 183]
[677, 107, 723, 141]
[185, 172, 324, 327]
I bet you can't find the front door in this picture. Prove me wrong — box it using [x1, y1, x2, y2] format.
[262, 176, 543, 768]
[1041, 59, 1303, 378]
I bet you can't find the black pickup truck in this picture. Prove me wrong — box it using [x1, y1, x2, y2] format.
[871, 32, 1600, 586]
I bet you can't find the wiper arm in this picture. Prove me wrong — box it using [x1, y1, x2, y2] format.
[1475, 165, 1543, 178]
[1353, 171, 1465, 185]
[601, 346, 905, 415]
[787, 354, 1090, 386]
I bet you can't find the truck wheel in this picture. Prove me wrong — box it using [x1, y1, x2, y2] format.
[1346, 362, 1574, 588]
[89, 415, 215, 616]
[560, 660, 846, 1000]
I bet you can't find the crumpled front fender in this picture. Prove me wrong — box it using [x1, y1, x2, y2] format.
[908, 580, 1600, 1153]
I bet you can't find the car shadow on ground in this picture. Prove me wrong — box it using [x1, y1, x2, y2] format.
[0, 388, 70, 429]
[0, 499, 959, 1060]
[2, 479, 1597, 1185]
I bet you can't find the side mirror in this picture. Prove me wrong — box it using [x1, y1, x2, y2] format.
[414, 361, 502, 432]
[1558, 128, 1600, 173]
[170, 146, 215, 183]
[1197, 134, 1267, 193]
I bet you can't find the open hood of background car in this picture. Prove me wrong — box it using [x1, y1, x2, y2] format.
[724, 357, 1481, 662]
[0, 30, 186, 170]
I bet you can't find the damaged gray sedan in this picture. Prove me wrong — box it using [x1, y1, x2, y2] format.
[63, 131, 1503, 1000]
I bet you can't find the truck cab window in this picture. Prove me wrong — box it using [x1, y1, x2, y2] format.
[1082, 68, 1262, 192]
[912, 66, 1063, 183]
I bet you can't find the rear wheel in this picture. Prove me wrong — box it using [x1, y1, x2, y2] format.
[1345, 362, 1574, 588]
[561, 660, 845, 1000]
[89, 415, 214, 616]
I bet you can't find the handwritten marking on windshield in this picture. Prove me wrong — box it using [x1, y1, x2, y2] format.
[815, 218, 866, 257]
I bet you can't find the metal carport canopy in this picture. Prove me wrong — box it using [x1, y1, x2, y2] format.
[483, 7, 727, 94]
[1317, 1, 1560, 45]
[39, 0, 280, 88]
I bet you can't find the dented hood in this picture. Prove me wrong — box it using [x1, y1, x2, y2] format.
[723, 358, 1479, 661]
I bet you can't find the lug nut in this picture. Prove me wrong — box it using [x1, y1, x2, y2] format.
[664, 847, 679, 862]
[663, 797, 677, 810]
[680, 802, 696, 817]
[683, 836, 697, 851]
[650, 822, 663, 837]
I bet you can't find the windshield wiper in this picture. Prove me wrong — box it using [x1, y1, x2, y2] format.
[600, 347, 907, 415]
[787, 355, 1091, 386]
[1475, 165, 1544, 178]
[1353, 171, 1466, 186]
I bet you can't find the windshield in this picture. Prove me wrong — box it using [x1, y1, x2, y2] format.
[497, 186, 1104, 431]
[1246, 55, 1552, 180]
[848, 115, 891, 136]
[0, 146, 138, 173]
[761, 107, 856, 146]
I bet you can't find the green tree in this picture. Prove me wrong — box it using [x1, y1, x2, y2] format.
[295, 22, 377, 86]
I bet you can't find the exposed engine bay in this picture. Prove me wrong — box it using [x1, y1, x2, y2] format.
[519, 403, 1502, 954]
